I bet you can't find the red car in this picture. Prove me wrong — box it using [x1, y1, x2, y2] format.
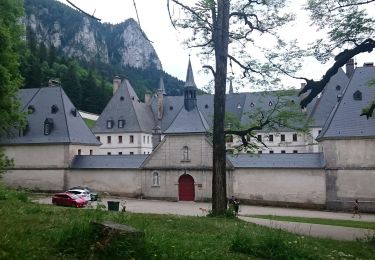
[52, 192, 86, 208]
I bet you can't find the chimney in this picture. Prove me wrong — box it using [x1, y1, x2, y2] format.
[346, 59, 355, 78]
[113, 76, 121, 95]
[152, 125, 162, 150]
[145, 92, 151, 105]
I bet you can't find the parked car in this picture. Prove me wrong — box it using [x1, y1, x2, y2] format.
[68, 186, 99, 201]
[52, 193, 86, 208]
[66, 189, 91, 202]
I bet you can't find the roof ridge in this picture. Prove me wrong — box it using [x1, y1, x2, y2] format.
[318, 68, 354, 139]
[21, 88, 42, 111]
[124, 80, 142, 132]
[59, 87, 71, 142]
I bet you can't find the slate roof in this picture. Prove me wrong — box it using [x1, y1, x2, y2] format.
[164, 106, 210, 134]
[71, 154, 148, 169]
[228, 153, 325, 168]
[0, 87, 100, 145]
[307, 68, 349, 127]
[92, 80, 155, 133]
[318, 66, 375, 139]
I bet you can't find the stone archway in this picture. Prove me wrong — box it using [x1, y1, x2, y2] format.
[178, 174, 195, 201]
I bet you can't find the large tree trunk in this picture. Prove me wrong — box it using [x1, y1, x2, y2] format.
[212, 0, 230, 215]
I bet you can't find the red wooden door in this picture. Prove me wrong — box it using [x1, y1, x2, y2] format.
[179, 174, 195, 201]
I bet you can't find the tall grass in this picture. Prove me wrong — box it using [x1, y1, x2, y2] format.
[1, 185, 375, 259]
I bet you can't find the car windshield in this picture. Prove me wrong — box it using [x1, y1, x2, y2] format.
[69, 194, 79, 199]
[68, 190, 81, 194]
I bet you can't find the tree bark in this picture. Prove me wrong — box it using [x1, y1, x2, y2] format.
[212, 0, 230, 215]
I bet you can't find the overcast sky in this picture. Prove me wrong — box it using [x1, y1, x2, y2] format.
[57, 0, 374, 91]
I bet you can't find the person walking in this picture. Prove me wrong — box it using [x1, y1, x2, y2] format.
[352, 199, 361, 218]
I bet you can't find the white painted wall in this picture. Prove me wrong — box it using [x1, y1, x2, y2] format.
[233, 168, 326, 205]
[95, 133, 152, 155]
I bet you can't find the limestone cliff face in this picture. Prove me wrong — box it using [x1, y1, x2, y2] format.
[25, 0, 162, 70]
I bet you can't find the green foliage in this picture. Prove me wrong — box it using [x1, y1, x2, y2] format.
[231, 228, 316, 259]
[1, 187, 375, 259]
[0, 0, 25, 176]
[84, 118, 96, 129]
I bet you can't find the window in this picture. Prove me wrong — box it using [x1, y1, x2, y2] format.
[119, 152, 122, 155]
[44, 118, 54, 135]
[147, 136, 150, 144]
[89, 150, 93, 155]
[293, 150, 298, 153]
[268, 101, 273, 106]
[78, 149, 81, 155]
[205, 104, 209, 109]
[107, 152, 111, 155]
[336, 85, 341, 91]
[51, 105, 58, 114]
[107, 136, 111, 144]
[143, 136, 146, 144]
[269, 135, 273, 142]
[130, 135, 134, 143]
[181, 146, 190, 162]
[269, 150, 274, 154]
[130, 152, 134, 155]
[318, 130, 322, 135]
[258, 151, 262, 154]
[118, 136, 122, 143]
[96, 136, 100, 142]
[28, 105, 35, 114]
[281, 134, 285, 142]
[281, 150, 286, 154]
[353, 90, 362, 101]
[226, 135, 233, 143]
[257, 135, 262, 142]
[106, 120, 114, 129]
[118, 120, 125, 128]
[120, 96, 124, 101]
[152, 171, 160, 186]
[293, 133, 297, 142]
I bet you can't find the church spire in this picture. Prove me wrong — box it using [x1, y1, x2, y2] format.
[158, 75, 166, 95]
[184, 58, 197, 111]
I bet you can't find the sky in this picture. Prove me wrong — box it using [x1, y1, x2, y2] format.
[57, 0, 374, 92]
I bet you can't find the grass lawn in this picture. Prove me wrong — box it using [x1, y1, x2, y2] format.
[84, 118, 96, 129]
[247, 215, 375, 230]
[1, 186, 374, 259]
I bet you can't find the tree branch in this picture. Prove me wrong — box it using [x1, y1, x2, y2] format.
[329, 0, 375, 12]
[65, 0, 101, 21]
[203, 65, 216, 77]
[299, 38, 375, 108]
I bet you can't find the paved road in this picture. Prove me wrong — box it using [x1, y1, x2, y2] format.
[35, 196, 375, 241]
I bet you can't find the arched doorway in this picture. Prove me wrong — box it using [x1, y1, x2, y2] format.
[178, 174, 195, 201]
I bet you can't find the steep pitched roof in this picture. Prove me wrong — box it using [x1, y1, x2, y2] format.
[92, 79, 154, 133]
[1, 87, 100, 145]
[71, 154, 148, 169]
[185, 58, 197, 88]
[164, 106, 209, 134]
[318, 66, 375, 139]
[307, 68, 349, 127]
[228, 153, 325, 168]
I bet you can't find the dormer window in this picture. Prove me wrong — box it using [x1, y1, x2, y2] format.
[169, 106, 173, 110]
[205, 104, 209, 109]
[71, 108, 77, 117]
[44, 118, 54, 135]
[118, 119, 125, 128]
[120, 96, 124, 101]
[51, 105, 58, 114]
[268, 101, 273, 106]
[28, 105, 35, 114]
[237, 103, 242, 109]
[250, 102, 254, 107]
[336, 85, 341, 91]
[106, 120, 114, 129]
[353, 90, 362, 101]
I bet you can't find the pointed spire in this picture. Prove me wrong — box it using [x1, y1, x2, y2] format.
[158, 76, 166, 95]
[229, 79, 234, 94]
[185, 57, 197, 88]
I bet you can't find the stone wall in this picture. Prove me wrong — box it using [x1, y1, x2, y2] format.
[233, 168, 326, 209]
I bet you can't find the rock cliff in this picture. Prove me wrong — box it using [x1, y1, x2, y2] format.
[24, 0, 162, 70]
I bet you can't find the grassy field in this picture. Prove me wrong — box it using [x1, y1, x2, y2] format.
[84, 118, 96, 129]
[248, 215, 375, 230]
[1, 186, 374, 259]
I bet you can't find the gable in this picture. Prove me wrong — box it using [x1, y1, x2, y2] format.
[142, 134, 213, 169]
